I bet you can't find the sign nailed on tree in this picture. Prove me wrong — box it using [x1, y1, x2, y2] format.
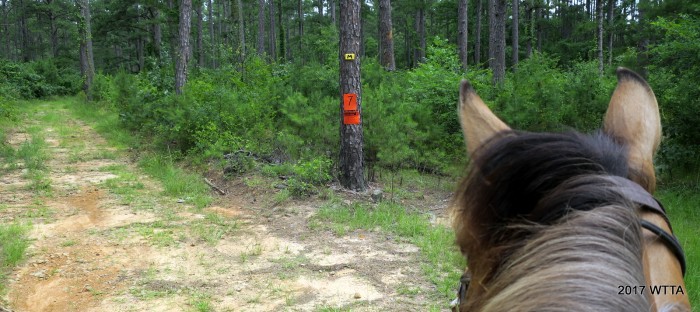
[343, 93, 360, 125]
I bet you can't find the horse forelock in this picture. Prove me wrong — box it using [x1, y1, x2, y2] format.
[452, 130, 653, 311]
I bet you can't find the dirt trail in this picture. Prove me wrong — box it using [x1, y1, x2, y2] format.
[1, 103, 449, 311]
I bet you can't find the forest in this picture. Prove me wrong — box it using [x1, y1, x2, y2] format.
[0, 0, 699, 310]
[1, 0, 698, 185]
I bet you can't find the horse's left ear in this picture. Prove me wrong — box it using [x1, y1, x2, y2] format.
[603, 68, 662, 192]
[458, 80, 510, 156]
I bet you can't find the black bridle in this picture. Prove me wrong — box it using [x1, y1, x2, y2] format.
[451, 176, 687, 310]
[605, 175, 686, 276]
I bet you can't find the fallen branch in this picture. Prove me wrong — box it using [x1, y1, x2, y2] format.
[204, 178, 226, 195]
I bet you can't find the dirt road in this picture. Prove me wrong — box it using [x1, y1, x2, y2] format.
[0, 102, 448, 311]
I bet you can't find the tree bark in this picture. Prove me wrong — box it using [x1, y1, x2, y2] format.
[339, 0, 365, 191]
[475, 0, 483, 64]
[414, 8, 426, 65]
[196, 2, 204, 67]
[318, 0, 324, 17]
[237, 0, 246, 61]
[331, 0, 336, 25]
[278, 0, 286, 61]
[175, 0, 192, 95]
[207, 0, 214, 67]
[512, 0, 519, 68]
[607, 0, 613, 66]
[596, 0, 603, 75]
[150, 7, 162, 59]
[298, 0, 304, 62]
[77, 0, 94, 100]
[257, 0, 266, 56]
[458, 0, 469, 69]
[378, 0, 395, 71]
[269, 0, 277, 60]
[489, 0, 506, 84]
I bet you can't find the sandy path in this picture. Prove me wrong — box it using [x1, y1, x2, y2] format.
[0, 103, 446, 311]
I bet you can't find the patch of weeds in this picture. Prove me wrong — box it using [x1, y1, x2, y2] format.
[99, 164, 128, 172]
[61, 239, 77, 247]
[139, 154, 211, 209]
[135, 223, 176, 247]
[315, 307, 351, 312]
[25, 170, 52, 195]
[17, 135, 48, 171]
[243, 176, 266, 188]
[240, 243, 264, 263]
[396, 284, 421, 297]
[313, 201, 465, 299]
[189, 213, 239, 245]
[189, 292, 213, 312]
[90, 149, 118, 160]
[0, 222, 30, 293]
[274, 189, 291, 205]
[25, 200, 53, 218]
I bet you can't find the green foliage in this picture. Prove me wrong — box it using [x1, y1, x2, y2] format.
[0, 59, 79, 99]
[648, 16, 700, 174]
[493, 53, 614, 133]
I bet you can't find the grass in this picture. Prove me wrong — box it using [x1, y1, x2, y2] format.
[189, 213, 239, 245]
[0, 223, 30, 293]
[139, 154, 212, 209]
[313, 200, 465, 299]
[656, 187, 700, 308]
[189, 292, 214, 312]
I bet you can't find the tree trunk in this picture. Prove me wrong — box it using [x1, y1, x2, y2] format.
[150, 7, 162, 59]
[298, 0, 304, 62]
[207, 0, 214, 67]
[489, 0, 506, 84]
[257, 0, 266, 56]
[278, 0, 286, 61]
[318, 0, 324, 16]
[458, 0, 468, 69]
[269, 0, 277, 60]
[475, 0, 483, 64]
[525, 0, 532, 57]
[596, 0, 603, 75]
[378, 0, 395, 71]
[175, 0, 192, 95]
[607, 0, 613, 66]
[237, 0, 246, 61]
[77, 0, 94, 100]
[196, 2, 204, 67]
[339, 0, 365, 192]
[167, 0, 179, 63]
[331, 0, 336, 25]
[414, 8, 426, 65]
[512, 0, 519, 68]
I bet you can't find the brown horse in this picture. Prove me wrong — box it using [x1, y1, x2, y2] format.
[451, 68, 690, 312]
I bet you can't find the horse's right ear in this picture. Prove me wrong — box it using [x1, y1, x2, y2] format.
[458, 80, 510, 156]
[603, 68, 661, 192]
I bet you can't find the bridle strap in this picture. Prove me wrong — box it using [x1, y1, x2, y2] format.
[604, 175, 686, 276]
[640, 219, 687, 276]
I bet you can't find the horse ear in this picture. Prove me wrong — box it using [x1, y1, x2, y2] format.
[458, 80, 510, 156]
[603, 68, 662, 192]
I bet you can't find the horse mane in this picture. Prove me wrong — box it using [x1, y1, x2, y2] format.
[453, 130, 651, 311]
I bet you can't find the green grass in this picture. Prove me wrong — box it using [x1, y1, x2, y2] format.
[313, 200, 465, 299]
[189, 213, 239, 245]
[657, 188, 700, 308]
[189, 292, 213, 312]
[0, 223, 30, 293]
[139, 154, 212, 209]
